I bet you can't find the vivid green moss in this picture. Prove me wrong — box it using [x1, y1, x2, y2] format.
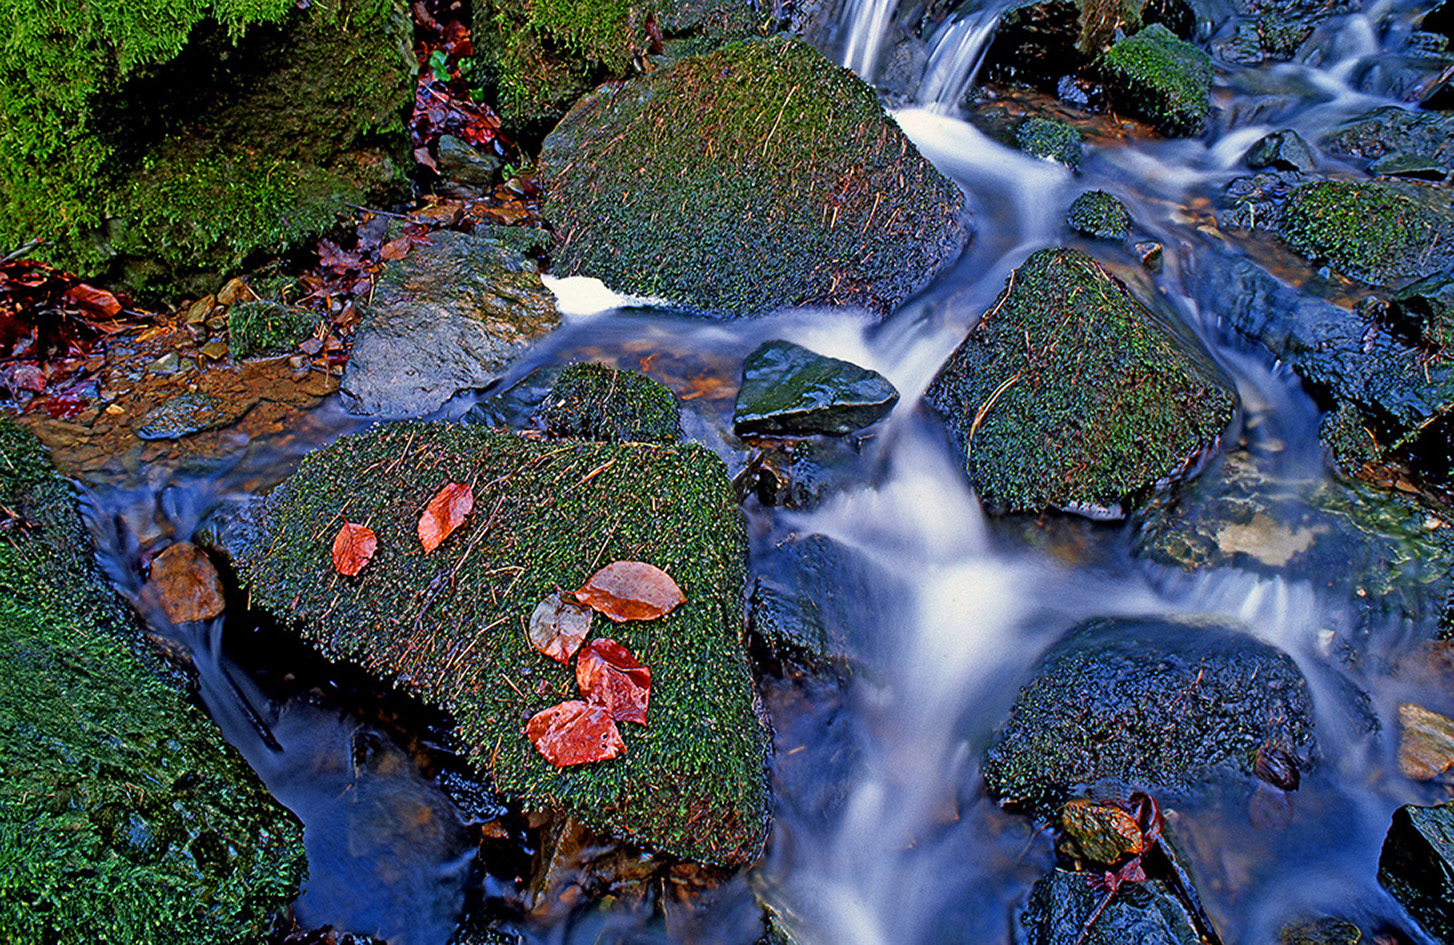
[543, 362, 682, 443]
[1281, 180, 1452, 286]
[236, 422, 769, 867]
[1016, 117, 1083, 171]
[1067, 189, 1131, 239]
[924, 248, 1234, 516]
[0, 418, 306, 944]
[1100, 24, 1212, 136]
[227, 300, 320, 359]
[539, 37, 967, 317]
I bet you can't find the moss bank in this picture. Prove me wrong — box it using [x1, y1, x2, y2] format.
[235, 422, 768, 867]
[543, 362, 682, 443]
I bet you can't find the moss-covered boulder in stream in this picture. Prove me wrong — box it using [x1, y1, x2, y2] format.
[0, 0, 414, 296]
[538, 37, 968, 318]
[0, 418, 306, 943]
[233, 422, 769, 867]
[924, 248, 1235, 518]
[1100, 24, 1213, 137]
[1280, 180, 1454, 286]
[543, 362, 682, 443]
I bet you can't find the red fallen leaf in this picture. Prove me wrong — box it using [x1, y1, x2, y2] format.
[146, 542, 225, 623]
[575, 561, 685, 622]
[529, 588, 593, 663]
[332, 521, 377, 575]
[526, 700, 626, 767]
[379, 237, 412, 261]
[418, 481, 473, 552]
[62, 283, 122, 318]
[577, 639, 650, 725]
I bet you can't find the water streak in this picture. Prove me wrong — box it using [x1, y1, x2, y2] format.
[917, 12, 1000, 112]
[841, 0, 899, 81]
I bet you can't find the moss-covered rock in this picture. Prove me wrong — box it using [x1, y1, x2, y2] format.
[1016, 117, 1084, 171]
[538, 37, 968, 318]
[1067, 189, 1132, 239]
[0, 418, 306, 943]
[233, 422, 769, 867]
[542, 362, 682, 443]
[1100, 24, 1213, 137]
[228, 300, 319, 359]
[924, 248, 1234, 518]
[0, 0, 414, 296]
[1281, 180, 1454, 286]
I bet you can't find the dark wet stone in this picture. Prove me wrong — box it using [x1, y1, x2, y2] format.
[1369, 151, 1450, 181]
[1101, 24, 1213, 137]
[1219, 170, 1306, 231]
[1244, 129, 1317, 171]
[1016, 117, 1083, 171]
[1323, 106, 1454, 179]
[341, 230, 561, 417]
[1013, 868, 1199, 945]
[982, 616, 1315, 812]
[1215, 0, 1356, 63]
[435, 134, 503, 200]
[1379, 802, 1454, 943]
[1278, 918, 1362, 944]
[542, 362, 681, 443]
[134, 390, 252, 440]
[733, 341, 899, 437]
[1067, 190, 1132, 239]
[732, 438, 864, 510]
[1427, 0, 1454, 42]
[1388, 273, 1454, 350]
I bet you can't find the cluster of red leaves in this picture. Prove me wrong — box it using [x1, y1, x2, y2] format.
[409, 0, 504, 172]
[329, 480, 474, 575]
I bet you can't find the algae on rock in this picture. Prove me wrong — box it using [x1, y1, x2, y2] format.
[1280, 180, 1454, 286]
[235, 422, 769, 867]
[0, 418, 306, 944]
[538, 37, 968, 318]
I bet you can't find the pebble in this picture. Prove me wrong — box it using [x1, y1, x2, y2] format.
[146, 352, 181, 375]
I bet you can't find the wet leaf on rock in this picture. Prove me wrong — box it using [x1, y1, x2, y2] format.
[526, 700, 626, 766]
[419, 482, 474, 553]
[146, 542, 225, 624]
[577, 638, 650, 725]
[575, 561, 685, 622]
[379, 237, 412, 261]
[529, 588, 594, 663]
[332, 521, 377, 576]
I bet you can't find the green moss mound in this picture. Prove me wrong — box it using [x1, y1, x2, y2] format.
[543, 362, 682, 443]
[1016, 117, 1083, 171]
[1100, 24, 1212, 137]
[1281, 180, 1454, 286]
[924, 248, 1234, 517]
[228, 300, 320, 359]
[538, 37, 967, 318]
[236, 422, 768, 867]
[1067, 190, 1131, 239]
[0, 418, 306, 944]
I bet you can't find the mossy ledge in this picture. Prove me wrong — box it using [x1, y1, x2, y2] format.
[538, 36, 968, 318]
[235, 422, 769, 867]
[0, 417, 306, 943]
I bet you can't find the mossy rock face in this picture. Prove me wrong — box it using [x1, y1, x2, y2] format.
[1100, 24, 1213, 137]
[1067, 189, 1132, 239]
[0, 418, 306, 943]
[0, 0, 414, 295]
[924, 248, 1235, 518]
[1016, 117, 1084, 171]
[538, 37, 968, 318]
[543, 362, 682, 443]
[1280, 180, 1454, 286]
[234, 422, 769, 867]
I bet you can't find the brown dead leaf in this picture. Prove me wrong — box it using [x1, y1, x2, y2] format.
[332, 521, 377, 576]
[577, 638, 650, 725]
[526, 700, 626, 767]
[575, 561, 685, 622]
[62, 284, 122, 318]
[379, 237, 412, 261]
[529, 588, 593, 663]
[419, 481, 474, 552]
[146, 542, 225, 623]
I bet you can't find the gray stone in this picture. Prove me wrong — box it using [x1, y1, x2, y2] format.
[1013, 869, 1199, 945]
[1379, 802, 1454, 943]
[435, 134, 503, 199]
[733, 341, 899, 437]
[1244, 130, 1317, 172]
[134, 391, 251, 440]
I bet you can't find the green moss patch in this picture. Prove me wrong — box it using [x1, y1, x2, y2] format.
[539, 37, 967, 318]
[1016, 117, 1084, 171]
[543, 362, 682, 442]
[1281, 180, 1454, 286]
[0, 418, 306, 944]
[235, 422, 768, 867]
[1100, 24, 1212, 137]
[228, 300, 320, 359]
[1067, 190, 1132, 239]
[924, 248, 1234, 517]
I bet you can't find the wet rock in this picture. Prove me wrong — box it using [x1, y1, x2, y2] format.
[1016, 117, 1084, 171]
[1369, 151, 1450, 181]
[538, 37, 967, 318]
[1280, 180, 1454, 285]
[1244, 129, 1317, 171]
[733, 341, 899, 437]
[134, 391, 252, 440]
[732, 438, 863, 510]
[143, 542, 225, 625]
[1013, 868, 1199, 945]
[1279, 918, 1362, 944]
[1323, 107, 1454, 180]
[1215, 0, 1356, 64]
[1136, 240, 1164, 272]
[1067, 190, 1132, 239]
[1388, 273, 1454, 351]
[146, 351, 182, 376]
[1398, 703, 1454, 780]
[1427, 0, 1454, 43]
[542, 362, 681, 443]
[924, 248, 1234, 518]
[341, 230, 561, 417]
[1379, 802, 1454, 943]
[232, 421, 769, 867]
[0, 418, 306, 941]
[982, 616, 1315, 811]
[434, 134, 503, 200]
[1101, 25, 1214, 137]
[227, 300, 318, 359]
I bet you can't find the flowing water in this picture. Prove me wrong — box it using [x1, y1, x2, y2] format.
[54, 0, 1454, 941]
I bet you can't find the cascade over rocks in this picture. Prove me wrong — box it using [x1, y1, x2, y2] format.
[537, 37, 968, 318]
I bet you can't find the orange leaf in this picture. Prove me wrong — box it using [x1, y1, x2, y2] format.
[146, 542, 225, 623]
[63, 284, 122, 318]
[418, 482, 474, 553]
[575, 561, 685, 622]
[576, 639, 650, 725]
[529, 588, 593, 663]
[526, 700, 626, 767]
[332, 521, 377, 576]
[379, 237, 412, 261]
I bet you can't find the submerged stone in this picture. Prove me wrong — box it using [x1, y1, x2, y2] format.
[542, 362, 681, 443]
[1379, 802, 1454, 943]
[538, 37, 967, 318]
[982, 616, 1315, 812]
[1279, 918, 1363, 944]
[1280, 180, 1454, 286]
[1244, 130, 1317, 172]
[1016, 117, 1084, 171]
[733, 340, 900, 436]
[233, 422, 769, 867]
[341, 230, 561, 417]
[1067, 190, 1132, 239]
[134, 390, 252, 440]
[1100, 25, 1213, 137]
[1013, 868, 1200, 945]
[924, 248, 1234, 518]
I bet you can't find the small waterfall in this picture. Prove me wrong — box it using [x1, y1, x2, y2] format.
[841, 0, 899, 81]
[917, 12, 1000, 112]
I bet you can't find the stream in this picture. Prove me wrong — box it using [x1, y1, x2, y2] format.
[43, 0, 1454, 941]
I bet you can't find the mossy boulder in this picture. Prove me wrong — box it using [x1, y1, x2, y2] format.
[1016, 117, 1084, 171]
[1280, 180, 1454, 286]
[233, 422, 769, 867]
[1323, 107, 1454, 181]
[542, 362, 682, 443]
[538, 37, 968, 318]
[0, 0, 414, 296]
[1067, 189, 1132, 239]
[924, 248, 1235, 518]
[0, 418, 306, 943]
[1100, 24, 1213, 137]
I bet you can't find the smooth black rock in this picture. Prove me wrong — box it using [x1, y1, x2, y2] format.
[1013, 868, 1199, 945]
[733, 340, 899, 437]
[1388, 273, 1454, 350]
[1379, 802, 1454, 943]
[1244, 129, 1317, 171]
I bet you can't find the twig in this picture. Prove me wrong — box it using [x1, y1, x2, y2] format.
[345, 203, 412, 221]
[967, 373, 1021, 457]
[2, 238, 42, 263]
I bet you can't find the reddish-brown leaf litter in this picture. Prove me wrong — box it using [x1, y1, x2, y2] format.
[525, 700, 627, 767]
[418, 481, 474, 552]
[576, 638, 651, 726]
[331, 521, 378, 576]
[529, 588, 594, 663]
[574, 561, 686, 622]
